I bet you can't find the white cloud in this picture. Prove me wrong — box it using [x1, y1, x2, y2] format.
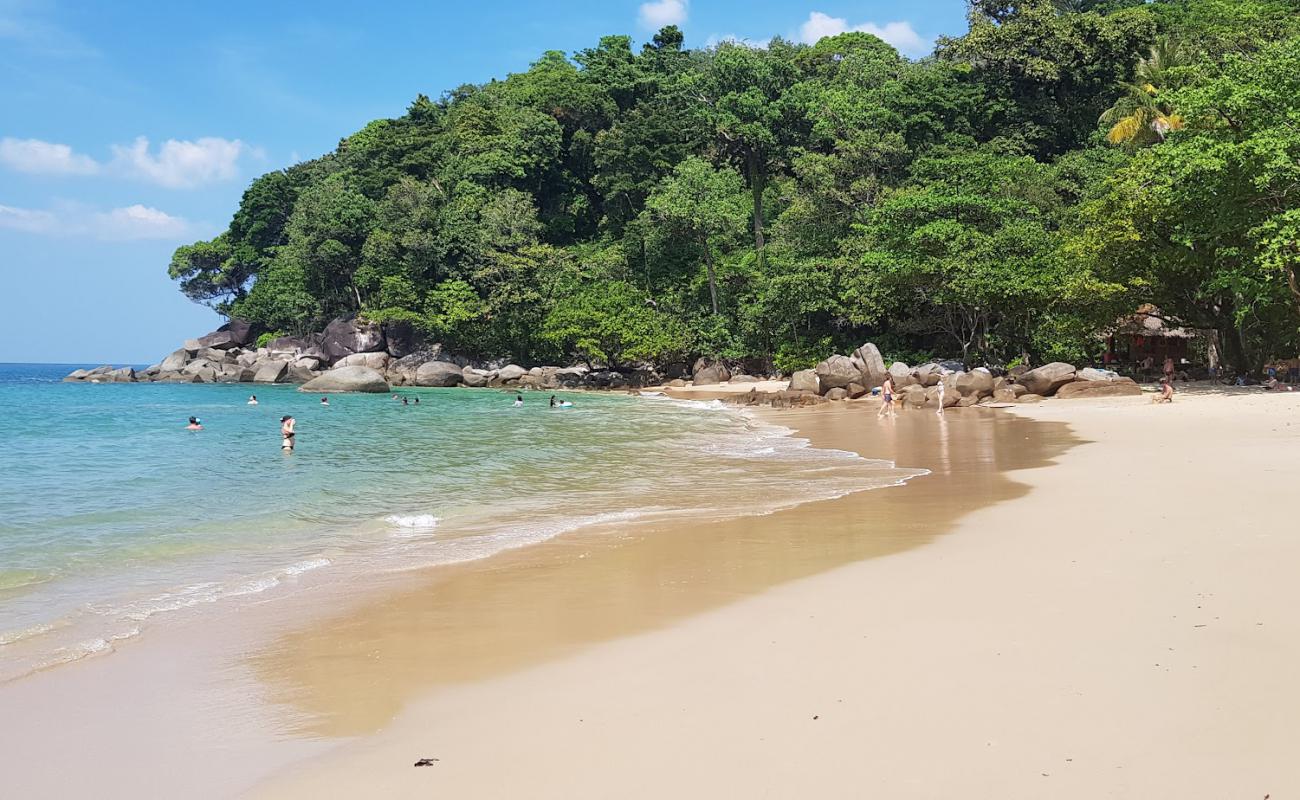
[0, 204, 59, 234]
[797, 11, 929, 57]
[0, 137, 99, 176]
[0, 202, 195, 241]
[109, 136, 246, 189]
[639, 0, 688, 29]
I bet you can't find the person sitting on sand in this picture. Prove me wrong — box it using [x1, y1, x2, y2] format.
[280, 415, 296, 451]
[514, 394, 524, 408]
[1153, 378, 1175, 404]
[878, 376, 895, 418]
[247, 395, 258, 405]
[186, 416, 203, 430]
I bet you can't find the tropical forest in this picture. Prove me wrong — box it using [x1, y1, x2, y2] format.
[167, 0, 1300, 374]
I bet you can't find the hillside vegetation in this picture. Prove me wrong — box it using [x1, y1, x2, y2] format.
[169, 0, 1300, 372]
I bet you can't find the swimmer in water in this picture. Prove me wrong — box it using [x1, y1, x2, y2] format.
[186, 416, 203, 430]
[402, 396, 409, 406]
[280, 415, 296, 451]
[550, 395, 557, 408]
[513, 394, 524, 408]
[247, 395, 258, 405]
[320, 397, 329, 406]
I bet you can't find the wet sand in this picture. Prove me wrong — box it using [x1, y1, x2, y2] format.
[251, 391, 1300, 799]
[244, 403, 1073, 791]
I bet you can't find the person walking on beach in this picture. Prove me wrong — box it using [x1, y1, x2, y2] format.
[878, 376, 895, 418]
[280, 415, 296, 451]
[186, 416, 203, 430]
[1163, 356, 1176, 383]
[936, 376, 946, 414]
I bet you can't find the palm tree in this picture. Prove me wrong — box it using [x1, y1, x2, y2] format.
[1101, 37, 1188, 148]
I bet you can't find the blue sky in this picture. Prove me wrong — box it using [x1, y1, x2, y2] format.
[0, 0, 968, 364]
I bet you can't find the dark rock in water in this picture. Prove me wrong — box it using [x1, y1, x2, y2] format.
[63, 368, 91, 381]
[415, 361, 464, 387]
[300, 365, 390, 393]
[815, 355, 859, 392]
[320, 316, 385, 363]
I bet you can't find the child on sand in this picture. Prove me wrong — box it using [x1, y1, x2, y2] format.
[1153, 378, 1175, 404]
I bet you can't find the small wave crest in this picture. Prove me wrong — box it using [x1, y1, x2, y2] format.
[385, 514, 441, 537]
[99, 558, 333, 622]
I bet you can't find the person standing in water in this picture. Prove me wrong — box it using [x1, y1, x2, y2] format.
[514, 394, 524, 408]
[935, 376, 946, 414]
[247, 395, 258, 406]
[878, 376, 895, 418]
[320, 397, 329, 406]
[280, 415, 296, 451]
[186, 416, 203, 430]
[549, 395, 557, 408]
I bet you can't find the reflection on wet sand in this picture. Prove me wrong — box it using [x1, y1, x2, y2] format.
[250, 405, 1075, 738]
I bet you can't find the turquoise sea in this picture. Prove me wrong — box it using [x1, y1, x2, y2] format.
[0, 362, 916, 682]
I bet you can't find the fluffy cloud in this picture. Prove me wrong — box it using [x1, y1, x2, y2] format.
[108, 137, 246, 189]
[0, 137, 99, 176]
[797, 11, 928, 57]
[0, 135, 248, 187]
[639, 0, 688, 29]
[0, 202, 195, 241]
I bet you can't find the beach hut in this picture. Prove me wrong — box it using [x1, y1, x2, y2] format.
[1102, 305, 1212, 372]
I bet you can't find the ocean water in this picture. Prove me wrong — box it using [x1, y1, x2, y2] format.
[0, 362, 922, 682]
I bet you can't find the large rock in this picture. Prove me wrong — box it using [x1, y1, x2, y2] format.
[159, 348, 189, 373]
[300, 366, 390, 394]
[956, 367, 995, 398]
[415, 361, 465, 387]
[1077, 367, 1122, 382]
[1055, 378, 1142, 399]
[888, 361, 918, 390]
[197, 319, 256, 351]
[319, 316, 386, 363]
[461, 367, 491, 388]
[106, 367, 136, 383]
[1016, 362, 1077, 396]
[815, 355, 860, 392]
[848, 343, 888, 388]
[925, 385, 960, 408]
[846, 382, 868, 399]
[824, 387, 849, 401]
[336, 351, 390, 371]
[253, 361, 289, 383]
[491, 364, 528, 387]
[902, 384, 928, 408]
[914, 363, 943, 387]
[691, 358, 731, 386]
[63, 368, 92, 381]
[789, 369, 819, 394]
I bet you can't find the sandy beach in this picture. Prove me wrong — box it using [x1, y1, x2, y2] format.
[247, 388, 1300, 799]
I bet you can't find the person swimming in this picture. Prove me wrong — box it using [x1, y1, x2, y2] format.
[186, 416, 203, 430]
[320, 397, 329, 406]
[247, 395, 258, 405]
[549, 395, 557, 407]
[513, 394, 524, 408]
[280, 415, 296, 451]
[414, 397, 420, 405]
[402, 396, 409, 406]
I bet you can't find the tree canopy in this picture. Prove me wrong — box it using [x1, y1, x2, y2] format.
[171, 2, 1300, 372]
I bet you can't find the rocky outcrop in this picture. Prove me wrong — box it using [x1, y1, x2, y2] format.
[815, 355, 860, 391]
[849, 343, 888, 388]
[415, 361, 464, 387]
[691, 358, 731, 386]
[1055, 378, 1142, 399]
[1076, 367, 1121, 382]
[300, 366, 390, 393]
[320, 316, 386, 362]
[1016, 362, 1077, 396]
[197, 320, 256, 351]
[253, 361, 289, 384]
[889, 361, 918, 390]
[824, 387, 849, 401]
[789, 369, 819, 394]
[956, 368, 995, 398]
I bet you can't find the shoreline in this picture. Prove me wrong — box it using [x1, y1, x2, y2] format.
[250, 390, 1300, 798]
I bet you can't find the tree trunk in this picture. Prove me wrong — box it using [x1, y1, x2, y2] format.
[748, 150, 766, 261]
[1219, 322, 1248, 375]
[700, 233, 719, 315]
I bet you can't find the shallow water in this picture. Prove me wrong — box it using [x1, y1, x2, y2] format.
[0, 363, 918, 682]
